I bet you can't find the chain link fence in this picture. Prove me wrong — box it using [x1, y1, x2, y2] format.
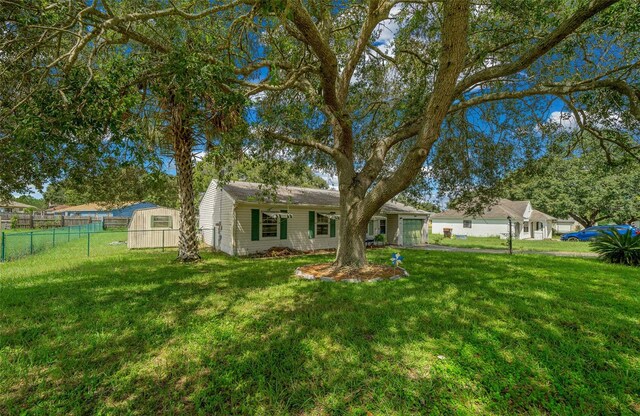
[0, 226, 214, 262]
[1, 222, 103, 262]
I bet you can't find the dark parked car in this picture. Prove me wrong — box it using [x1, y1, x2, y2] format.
[560, 225, 640, 242]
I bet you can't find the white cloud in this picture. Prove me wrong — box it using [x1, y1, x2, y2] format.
[546, 111, 579, 131]
[314, 170, 339, 190]
[373, 4, 404, 55]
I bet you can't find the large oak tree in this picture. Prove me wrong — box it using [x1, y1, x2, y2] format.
[251, 0, 639, 267]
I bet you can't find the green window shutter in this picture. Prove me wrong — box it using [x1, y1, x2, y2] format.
[330, 218, 336, 237]
[308, 211, 315, 238]
[280, 210, 288, 240]
[251, 209, 260, 241]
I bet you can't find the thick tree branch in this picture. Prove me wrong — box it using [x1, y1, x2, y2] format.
[366, 0, 470, 210]
[456, 0, 620, 94]
[262, 130, 337, 157]
[449, 78, 640, 120]
[338, 0, 394, 102]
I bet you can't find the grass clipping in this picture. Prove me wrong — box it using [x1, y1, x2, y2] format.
[295, 263, 407, 282]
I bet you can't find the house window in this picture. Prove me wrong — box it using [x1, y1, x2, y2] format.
[316, 212, 329, 236]
[536, 222, 543, 231]
[524, 223, 529, 233]
[379, 219, 386, 234]
[368, 220, 374, 235]
[463, 220, 472, 228]
[151, 215, 172, 228]
[262, 212, 278, 238]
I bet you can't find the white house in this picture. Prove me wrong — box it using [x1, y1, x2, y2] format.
[431, 199, 555, 240]
[198, 180, 430, 256]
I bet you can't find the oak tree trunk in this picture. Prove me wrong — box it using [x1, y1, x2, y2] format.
[170, 102, 200, 262]
[333, 181, 376, 268]
[334, 198, 368, 268]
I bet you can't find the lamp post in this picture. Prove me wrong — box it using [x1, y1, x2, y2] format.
[507, 216, 513, 255]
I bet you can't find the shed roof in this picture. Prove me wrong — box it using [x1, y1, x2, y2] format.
[221, 181, 429, 215]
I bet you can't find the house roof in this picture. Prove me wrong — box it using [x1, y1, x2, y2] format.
[432, 198, 554, 221]
[530, 209, 555, 222]
[0, 200, 37, 209]
[50, 203, 110, 213]
[50, 201, 151, 213]
[221, 181, 429, 215]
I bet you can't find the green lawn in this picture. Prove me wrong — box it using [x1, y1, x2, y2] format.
[430, 234, 594, 253]
[1, 234, 639, 414]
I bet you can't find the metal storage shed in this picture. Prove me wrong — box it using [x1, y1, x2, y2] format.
[128, 207, 180, 249]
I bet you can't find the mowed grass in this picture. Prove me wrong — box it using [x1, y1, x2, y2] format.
[1, 234, 639, 414]
[431, 234, 594, 253]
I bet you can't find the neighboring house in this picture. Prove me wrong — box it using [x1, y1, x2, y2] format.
[431, 199, 555, 240]
[51, 202, 157, 217]
[0, 200, 36, 213]
[128, 207, 180, 249]
[554, 218, 583, 233]
[199, 180, 430, 256]
[50, 203, 111, 217]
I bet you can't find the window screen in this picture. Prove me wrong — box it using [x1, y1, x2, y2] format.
[317, 213, 329, 236]
[151, 215, 172, 228]
[262, 212, 278, 238]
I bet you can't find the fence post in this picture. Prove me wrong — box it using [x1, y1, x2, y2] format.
[30, 213, 34, 229]
[68, 226, 71, 242]
[1, 231, 5, 262]
[61, 215, 65, 227]
[30, 231, 34, 254]
[87, 232, 90, 257]
[162, 230, 165, 252]
[53, 228, 56, 247]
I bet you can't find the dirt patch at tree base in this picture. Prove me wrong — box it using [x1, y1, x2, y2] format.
[295, 263, 408, 282]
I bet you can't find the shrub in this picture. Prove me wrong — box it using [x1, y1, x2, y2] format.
[590, 229, 640, 266]
[10, 215, 19, 229]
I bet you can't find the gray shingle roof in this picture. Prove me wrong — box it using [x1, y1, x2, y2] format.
[530, 209, 555, 221]
[432, 199, 530, 220]
[221, 181, 429, 215]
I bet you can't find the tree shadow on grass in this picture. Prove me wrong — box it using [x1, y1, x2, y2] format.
[1, 250, 639, 414]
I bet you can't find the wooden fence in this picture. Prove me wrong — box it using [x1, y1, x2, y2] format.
[103, 217, 130, 229]
[0, 213, 97, 230]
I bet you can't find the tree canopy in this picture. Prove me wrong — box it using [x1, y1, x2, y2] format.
[44, 165, 178, 209]
[504, 151, 640, 227]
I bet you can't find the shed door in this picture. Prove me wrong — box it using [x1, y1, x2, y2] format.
[402, 219, 423, 246]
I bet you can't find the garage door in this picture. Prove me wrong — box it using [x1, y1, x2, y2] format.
[402, 219, 423, 246]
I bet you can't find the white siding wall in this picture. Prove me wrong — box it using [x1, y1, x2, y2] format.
[234, 205, 340, 255]
[387, 215, 399, 244]
[432, 218, 508, 237]
[198, 180, 235, 255]
[199, 180, 216, 245]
